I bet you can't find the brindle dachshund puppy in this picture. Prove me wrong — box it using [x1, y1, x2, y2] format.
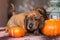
[25, 6, 48, 35]
[25, 11, 44, 35]
[6, 4, 48, 35]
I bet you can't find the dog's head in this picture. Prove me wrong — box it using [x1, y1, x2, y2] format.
[24, 6, 48, 33]
[24, 10, 45, 33]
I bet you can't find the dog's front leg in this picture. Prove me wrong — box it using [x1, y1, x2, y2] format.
[34, 29, 40, 35]
[6, 16, 17, 32]
[7, 16, 17, 27]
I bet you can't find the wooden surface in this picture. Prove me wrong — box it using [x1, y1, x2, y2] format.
[0, 32, 60, 40]
[0, 35, 49, 40]
[0, 27, 60, 40]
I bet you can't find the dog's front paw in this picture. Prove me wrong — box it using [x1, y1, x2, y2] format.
[34, 30, 40, 35]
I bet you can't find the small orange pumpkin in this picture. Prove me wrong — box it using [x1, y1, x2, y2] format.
[41, 19, 60, 36]
[8, 26, 25, 38]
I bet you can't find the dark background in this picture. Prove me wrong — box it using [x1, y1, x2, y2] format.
[0, 0, 49, 27]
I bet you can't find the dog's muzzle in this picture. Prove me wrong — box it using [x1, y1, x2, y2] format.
[29, 23, 33, 28]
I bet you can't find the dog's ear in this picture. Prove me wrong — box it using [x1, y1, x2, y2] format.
[37, 16, 45, 34]
[38, 16, 45, 29]
[24, 15, 28, 29]
[35, 6, 48, 20]
[38, 16, 45, 33]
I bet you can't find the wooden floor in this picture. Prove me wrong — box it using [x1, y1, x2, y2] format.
[0, 27, 60, 40]
[0, 34, 60, 40]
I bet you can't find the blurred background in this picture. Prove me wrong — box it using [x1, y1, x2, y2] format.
[0, 0, 49, 27]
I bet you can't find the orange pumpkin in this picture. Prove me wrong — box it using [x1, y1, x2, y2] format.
[8, 26, 25, 38]
[42, 19, 60, 36]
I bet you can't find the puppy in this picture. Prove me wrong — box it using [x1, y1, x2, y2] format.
[7, 10, 43, 34]
[6, 4, 48, 35]
[25, 6, 48, 35]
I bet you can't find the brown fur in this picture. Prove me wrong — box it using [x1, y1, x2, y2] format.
[7, 10, 43, 34]
[6, 4, 48, 35]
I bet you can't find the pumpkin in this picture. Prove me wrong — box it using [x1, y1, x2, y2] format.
[41, 19, 60, 36]
[8, 26, 25, 38]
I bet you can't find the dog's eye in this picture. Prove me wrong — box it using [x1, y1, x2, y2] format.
[35, 18, 39, 21]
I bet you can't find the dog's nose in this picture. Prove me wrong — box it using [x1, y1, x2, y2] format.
[29, 23, 33, 28]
